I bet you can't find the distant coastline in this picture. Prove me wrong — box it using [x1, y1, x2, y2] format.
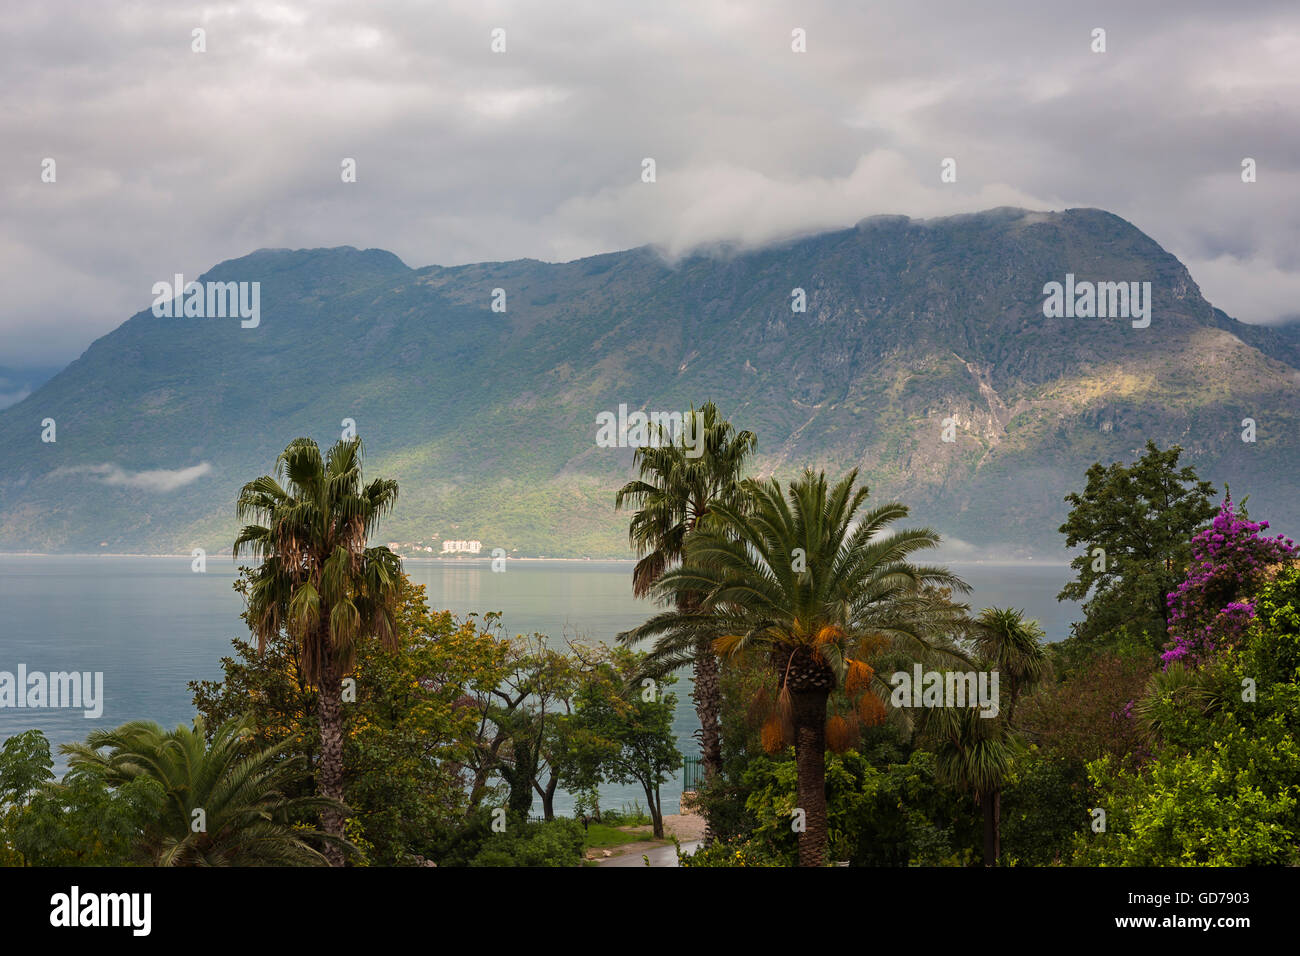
[0, 551, 637, 563]
[0, 552, 1068, 566]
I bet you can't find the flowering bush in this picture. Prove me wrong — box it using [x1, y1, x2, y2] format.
[1162, 496, 1295, 667]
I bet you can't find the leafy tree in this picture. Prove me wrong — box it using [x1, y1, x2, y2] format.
[1074, 718, 1300, 866]
[615, 400, 757, 804]
[0, 730, 149, 867]
[1019, 651, 1155, 769]
[0, 730, 53, 811]
[565, 647, 681, 838]
[1, 767, 156, 867]
[461, 636, 581, 822]
[633, 468, 965, 865]
[998, 747, 1090, 866]
[233, 436, 403, 864]
[1057, 441, 1216, 647]
[61, 716, 342, 865]
[192, 576, 510, 864]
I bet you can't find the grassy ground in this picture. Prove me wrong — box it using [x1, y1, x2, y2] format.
[582, 823, 653, 850]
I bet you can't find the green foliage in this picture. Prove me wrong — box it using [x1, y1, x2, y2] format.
[600, 802, 652, 827]
[0, 729, 155, 867]
[429, 808, 585, 867]
[1045, 624, 1156, 680]
[1074, 716, 1300, 866]
[469, 818, 586, 867]
[464, 634, 585, 821]
[1071, 566, 1300, 865]
[5, 770, 159, 867]
[1241, 564, 1300, 690]
[697, 750, 977, 867]
[0, 730, 53, 807]
[1000, 748, 1089, 866]
[679, 836, 788, 867]
[192, 575, 509, 865]
[1057, 441, 1217, 645]
[568, 647, 681, 835]
[62, 716, 340, 866]
[1020, 649, 1155, 769]
[1132, 660, 1230, 752]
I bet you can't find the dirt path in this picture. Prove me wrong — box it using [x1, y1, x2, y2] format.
[584, 815, 706, 865]
[662, 814, 706, 842]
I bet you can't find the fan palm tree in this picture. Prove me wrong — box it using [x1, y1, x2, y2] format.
[614, 402, 756, 797]
[62, 716, 345, 866]
[968, 607, 1049, 727]
[923, 608, 1044, 866]
[631, 468, 967, 866]
[233, 436, 402, 864]
[925, 703, 1014, 867]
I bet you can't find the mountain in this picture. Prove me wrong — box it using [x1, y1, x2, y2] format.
[2, 207, 1298, 558]
[0, 365, 61, 410]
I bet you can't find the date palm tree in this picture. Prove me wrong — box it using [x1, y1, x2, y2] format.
[62, 716, 345, 866]
[233, 436, 402, 865]
[634, 468, 966, 865]
[614, 402, 756, 800]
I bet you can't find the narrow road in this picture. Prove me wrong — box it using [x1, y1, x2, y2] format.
[596, 840, 702, 867]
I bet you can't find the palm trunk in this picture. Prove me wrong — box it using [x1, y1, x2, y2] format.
[791, 688, 830, 867]
[692, 637, 723, 843]
[980, 788, 1001, 867]
[316, 657, 347, 867]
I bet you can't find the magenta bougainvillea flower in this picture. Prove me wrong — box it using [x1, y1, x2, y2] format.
[1161, 496, 1295, 667]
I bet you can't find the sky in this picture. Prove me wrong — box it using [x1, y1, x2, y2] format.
[3, 0, 1298, 366]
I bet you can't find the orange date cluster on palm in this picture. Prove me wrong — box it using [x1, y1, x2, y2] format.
[755, 647, 888, 754]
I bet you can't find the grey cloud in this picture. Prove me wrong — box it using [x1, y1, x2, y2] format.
[2, 0, 1298, 365]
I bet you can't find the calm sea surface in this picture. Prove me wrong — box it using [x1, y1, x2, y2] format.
[0, 555, 1079, 815]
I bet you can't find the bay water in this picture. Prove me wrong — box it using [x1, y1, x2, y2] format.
[0, 555, 1079, 816]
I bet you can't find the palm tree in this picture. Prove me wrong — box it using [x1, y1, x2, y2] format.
[925, 704, 1013, 867]
[233, 436, 403, 865]
[62, 716, 345, 865]
[926, 607, 1045, 866]
[614, 402, 756, 799]
[968, 607, 1049, 727]
[632, 468, 967, 866]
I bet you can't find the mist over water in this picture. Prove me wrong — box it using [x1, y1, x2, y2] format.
[0, 555, 1079, 814]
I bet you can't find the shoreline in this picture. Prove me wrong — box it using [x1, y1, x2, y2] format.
[0, 552, 637, 561]
[0, 552, 1070, 566]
